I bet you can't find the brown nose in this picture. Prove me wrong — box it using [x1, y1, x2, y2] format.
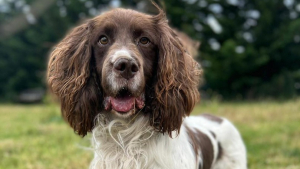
[113, 58, 139, 80]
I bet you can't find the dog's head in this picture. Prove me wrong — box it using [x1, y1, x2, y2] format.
[47, 7, 201, 137]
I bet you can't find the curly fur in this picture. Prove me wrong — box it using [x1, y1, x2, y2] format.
[48, 5, 201, 137]
[47, 4, 247, 169]
[89, 114, 197, 169]
[147, 9, 201, 136]
[90, 114, 155, 169]
[48, 22, 103, 136]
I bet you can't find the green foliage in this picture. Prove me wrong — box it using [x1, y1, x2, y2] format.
[0, 0, 110, 101]
[0, 0, 299, 101]
[163, 0, 300, 99]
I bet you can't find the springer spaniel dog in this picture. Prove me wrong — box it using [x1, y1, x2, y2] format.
[47, 5, 247, 169]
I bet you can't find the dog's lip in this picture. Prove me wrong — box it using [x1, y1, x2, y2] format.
[104, 95, 145, 113]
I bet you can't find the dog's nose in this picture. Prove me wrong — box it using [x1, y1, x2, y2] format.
[113, 58, 139, 80]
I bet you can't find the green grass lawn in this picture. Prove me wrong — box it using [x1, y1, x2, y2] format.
[0, 99, 299, 169]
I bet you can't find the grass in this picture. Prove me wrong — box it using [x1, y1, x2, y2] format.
[0, 99, 299, 169]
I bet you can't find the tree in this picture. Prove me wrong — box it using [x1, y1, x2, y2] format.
[0, 0, 299, 101]
[162, 0, 300, 99]
[0, 0, 111, 101]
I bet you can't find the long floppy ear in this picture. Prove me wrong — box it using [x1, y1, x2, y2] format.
[47, 21, 102, 137]
[149, 10, 202, 137]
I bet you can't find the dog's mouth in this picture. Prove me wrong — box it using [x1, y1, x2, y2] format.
[104, 89, 145, 114]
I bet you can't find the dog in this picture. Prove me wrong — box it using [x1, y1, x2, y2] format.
[47, 5, 247, 169]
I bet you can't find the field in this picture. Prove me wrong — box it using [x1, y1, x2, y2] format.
[0, 99, 299, 169]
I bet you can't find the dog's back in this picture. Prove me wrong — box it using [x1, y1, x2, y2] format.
[184, 115, 247, 169]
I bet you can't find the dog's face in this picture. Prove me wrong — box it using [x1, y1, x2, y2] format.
[91, 9, 158, 117]
[48, 8, 201, 136]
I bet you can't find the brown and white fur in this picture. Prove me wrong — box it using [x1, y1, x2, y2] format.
[47, 5, 247, 169]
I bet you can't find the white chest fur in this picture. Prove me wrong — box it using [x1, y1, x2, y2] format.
[89, 115, 196, 169]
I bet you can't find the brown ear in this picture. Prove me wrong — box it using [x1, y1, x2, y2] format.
[149, 11, 202, 137]
[47, 22, 102, 136]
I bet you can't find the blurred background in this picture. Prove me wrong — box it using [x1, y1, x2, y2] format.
[0, 0, 299, 169]
[1, 0, 300, 102]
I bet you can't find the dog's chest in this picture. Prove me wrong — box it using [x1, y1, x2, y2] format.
[90, 130, 196, 169]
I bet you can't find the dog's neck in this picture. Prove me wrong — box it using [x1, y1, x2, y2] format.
[91, 113, 155, 146]
[90, 114, 156, 168]
[89, 114, 193, 169]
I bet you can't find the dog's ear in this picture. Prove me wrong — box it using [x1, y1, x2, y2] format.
[149, 9, 202, 137]
[47, 21, 102, 136]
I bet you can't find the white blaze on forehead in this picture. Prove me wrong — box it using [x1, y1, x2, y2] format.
[111, 48, 133, 63]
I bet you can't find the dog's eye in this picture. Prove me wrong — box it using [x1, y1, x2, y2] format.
[99, 36, 109, 45]
[139, 37, 150, 45]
